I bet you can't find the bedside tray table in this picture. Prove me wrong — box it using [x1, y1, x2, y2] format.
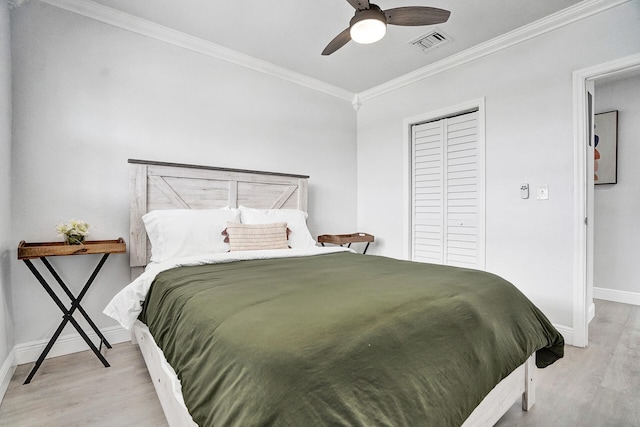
[17, 238, 126, 384]
[317, 233, 374, 254]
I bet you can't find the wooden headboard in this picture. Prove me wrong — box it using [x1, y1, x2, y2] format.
[129, 159, 309, 275]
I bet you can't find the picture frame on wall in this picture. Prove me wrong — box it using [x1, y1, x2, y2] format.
[594, 110, 618, 185]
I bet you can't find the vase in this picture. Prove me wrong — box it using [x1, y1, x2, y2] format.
[64, 234, 85, 245]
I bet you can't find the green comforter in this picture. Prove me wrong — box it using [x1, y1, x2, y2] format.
[140, 252, 563, 426]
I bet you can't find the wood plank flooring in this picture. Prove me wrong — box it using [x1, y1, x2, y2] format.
[496, 299, 640, 426]
[0, 341, 168, 426]
[0, 299, 637, 426]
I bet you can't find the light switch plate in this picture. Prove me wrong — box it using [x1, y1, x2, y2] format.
[520, 183, 529, 199]
[537, 185, 549, 200]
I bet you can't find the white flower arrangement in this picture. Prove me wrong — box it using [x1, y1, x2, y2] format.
[56, 219, 91, 245]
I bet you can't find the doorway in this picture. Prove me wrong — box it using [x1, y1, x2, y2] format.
[572, 53, 640, 347]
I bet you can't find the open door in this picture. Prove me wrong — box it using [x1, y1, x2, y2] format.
[585, 83, 595, 328]
[573, 53, 640, 348]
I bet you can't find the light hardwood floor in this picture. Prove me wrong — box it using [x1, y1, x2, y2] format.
[0, 299, 638, 426]
[0, 341, 168, 427]
[497, 299, 640, 426]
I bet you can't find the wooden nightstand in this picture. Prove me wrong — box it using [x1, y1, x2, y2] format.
[17, 238, 126, 384]
[317, 233, 374, 254]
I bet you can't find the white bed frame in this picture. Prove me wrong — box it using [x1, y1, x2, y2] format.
[127, 159, 535, 426]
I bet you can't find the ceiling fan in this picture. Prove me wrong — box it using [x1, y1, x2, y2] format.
[322, 0, 451, 55]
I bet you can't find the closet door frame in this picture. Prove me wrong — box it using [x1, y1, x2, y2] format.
[402, 98, 486, 269]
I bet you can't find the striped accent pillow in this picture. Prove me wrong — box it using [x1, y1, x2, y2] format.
[222, 222, 290, 251]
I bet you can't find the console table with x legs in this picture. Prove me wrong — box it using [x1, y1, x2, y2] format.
[17, 238, 126, 384]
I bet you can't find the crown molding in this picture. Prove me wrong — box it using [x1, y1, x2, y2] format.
[28, 0, 630, 106]
[38, 0, 355, 102]
[359, 0, 632, 103]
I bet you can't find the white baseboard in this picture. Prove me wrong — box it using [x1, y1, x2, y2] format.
[0, 348, 16, 404]
[594, 287, 640, 307]
[588, 302, 596, 324]
[14, 325, 131, 365]
[553, 324, 573, 346]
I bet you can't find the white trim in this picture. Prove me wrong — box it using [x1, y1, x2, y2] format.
[37, 0, 355, 102]
[476, 101, 487, 270]
[594, 287, 640, 307]
[13, 325, 130, 365]
[572, 68, 589, 348]
[402, 98, 486, 267]
[360, 0, 631, 102]
[0, 349, 16, 404]
[553, 324, 573, 346]
[402, 118, 412, 261]
[588, 302, 596, 324]
[572, 53, 640, 348]
[351, 94, 362, 112]
[28, 0, 630, 104]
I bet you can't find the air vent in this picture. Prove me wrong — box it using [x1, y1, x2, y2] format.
[409, 29, 452, 53]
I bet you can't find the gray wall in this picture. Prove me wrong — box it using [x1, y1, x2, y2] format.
[0, 0, 15, 379]
[9, 1, 357, 351]
[594, 74, 640, 300]
[355, 1, 640, 334]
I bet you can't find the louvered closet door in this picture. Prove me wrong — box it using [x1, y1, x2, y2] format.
[412, 120, 445, 264]
[411, 111, 482, 269]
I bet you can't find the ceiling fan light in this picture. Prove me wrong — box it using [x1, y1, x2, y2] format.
[350, 18, 387, 44]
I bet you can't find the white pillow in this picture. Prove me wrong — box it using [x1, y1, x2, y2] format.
[142, 208, 240, 262]
[239, 206, 316, 249]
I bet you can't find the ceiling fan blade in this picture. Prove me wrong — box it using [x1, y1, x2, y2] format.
[384, 7, 450, 26]
[322, 28, 352, 55]
[345, 0, 370, 10]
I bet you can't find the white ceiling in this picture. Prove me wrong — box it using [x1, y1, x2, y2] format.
[89, 0, 584, 93]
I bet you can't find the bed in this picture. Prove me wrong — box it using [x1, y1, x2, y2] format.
[104, 159, 564, 427]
